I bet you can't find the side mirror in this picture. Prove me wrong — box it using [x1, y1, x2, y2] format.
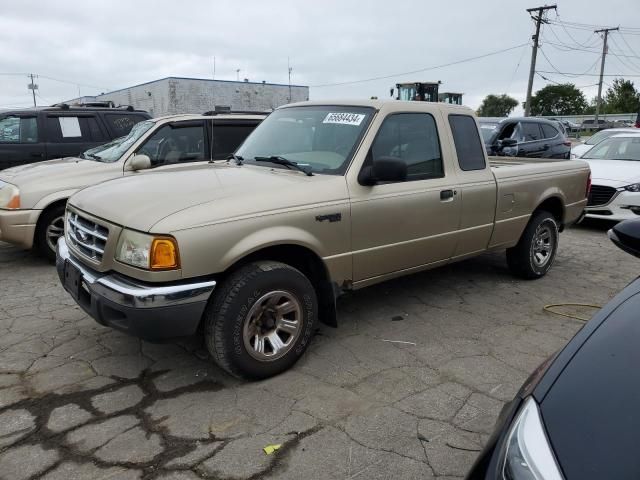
[499, 138, 518, 148]
[609, 219, 640, 258]
[359, 156, 408, 185]
[127, 154, 151, 171]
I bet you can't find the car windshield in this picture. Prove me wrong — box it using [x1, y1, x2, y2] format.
[585, 129, 621, 146]
[478, 122, 499, 143]
[236, 106, 375, 175]
[81, 120, 155, 163]
[582, 136, 640, 161]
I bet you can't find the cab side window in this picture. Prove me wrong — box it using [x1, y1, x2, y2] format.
[0, 116, 38, 143]
[449, 114, 486, 171]
[371, 113, 443, 181]
[137, 123, 206, 167]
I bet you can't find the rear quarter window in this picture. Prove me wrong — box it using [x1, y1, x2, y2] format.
[542, 124, 559, 139]
[103, 114, 148, 138]
[448, 114, 486, 171]
[211, 123, 258, 160]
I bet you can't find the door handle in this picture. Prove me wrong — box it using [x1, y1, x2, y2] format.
[30, 152, 44, 158]
[440, 189, 455, 201]
[543, 144, 550, 150]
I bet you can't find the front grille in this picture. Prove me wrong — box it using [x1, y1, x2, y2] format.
[588, 185, 617, 206]
[66, 211, 109, 262]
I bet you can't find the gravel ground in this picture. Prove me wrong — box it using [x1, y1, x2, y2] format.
[0, 219, 634, 479]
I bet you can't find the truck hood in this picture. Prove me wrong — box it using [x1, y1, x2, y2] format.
[0, 157, 121, 209]
[582, 159, 640, 187]
[69, 163, 349, 233]
[0, 157, 107, 183]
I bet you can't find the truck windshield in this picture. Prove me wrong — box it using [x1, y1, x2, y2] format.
[81, 120, 155, 163]
[237, 106, 374, 175]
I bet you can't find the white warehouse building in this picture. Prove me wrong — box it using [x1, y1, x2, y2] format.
[69, 76, 309, 117]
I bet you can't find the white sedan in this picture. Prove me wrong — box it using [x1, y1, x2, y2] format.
[582, 133, 640, 221]
[571, 127, 638, 158]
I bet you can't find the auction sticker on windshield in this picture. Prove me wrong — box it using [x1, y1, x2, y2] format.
[323, 112, 366, 126]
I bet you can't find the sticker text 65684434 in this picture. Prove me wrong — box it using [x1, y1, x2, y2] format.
[322, 112, 366, 126]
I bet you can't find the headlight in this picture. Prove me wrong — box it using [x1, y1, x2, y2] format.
[0, 180, 20, 209]
[624, 183, 640, 192]
[115, 229, 179, 270]
[502, 397, 563, 480]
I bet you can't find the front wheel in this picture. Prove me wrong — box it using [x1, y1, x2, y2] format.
[506, 211, 559, 279]
[35, 204, 66, 262]
[204, 261, 318, 380]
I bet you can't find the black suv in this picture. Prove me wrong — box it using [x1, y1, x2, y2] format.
[479, 117, 571, 159]
[0, 104, 151, 169]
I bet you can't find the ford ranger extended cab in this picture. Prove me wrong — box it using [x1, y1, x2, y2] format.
[56, 100, 590, 379]
[0, 113, 264, 260]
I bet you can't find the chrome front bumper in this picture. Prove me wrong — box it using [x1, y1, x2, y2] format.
[56, 237, 217, 340]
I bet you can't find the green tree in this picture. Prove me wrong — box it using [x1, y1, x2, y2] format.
[604, 78, 640, 113]
[527, 84, 588, 116]
[477, 94, 519, 117]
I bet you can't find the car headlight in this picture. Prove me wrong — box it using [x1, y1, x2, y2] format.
[624, 183, 640, 192]
[115, 229, 180, 270]
[0, 180, 20, 209]
[502, 397, 563, 480]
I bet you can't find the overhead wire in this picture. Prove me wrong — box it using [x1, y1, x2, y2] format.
[309, 42, 529, 88]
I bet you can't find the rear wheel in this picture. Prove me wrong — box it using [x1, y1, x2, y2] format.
[506, 211, 559, 279]
[35, 203, 66, 262]
[204, 261, 318, 380]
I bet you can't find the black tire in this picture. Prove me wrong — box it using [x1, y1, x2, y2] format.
[35, 203, 66, 262]
[506, 211, 559, 279]
[204, 260, 318, 380]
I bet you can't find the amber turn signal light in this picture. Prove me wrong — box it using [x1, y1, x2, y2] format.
[6, 194, 20, 209]
[150, 237, 180, 270]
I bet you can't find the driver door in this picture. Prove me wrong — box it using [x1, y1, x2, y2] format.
[349, 112, 461, 282]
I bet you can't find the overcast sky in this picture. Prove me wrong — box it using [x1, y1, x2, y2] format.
[2, 0, 639, 115]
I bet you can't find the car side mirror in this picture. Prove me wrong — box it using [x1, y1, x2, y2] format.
[499, 138, 518, 148]
[359, 156, 408, 185]
[127, 154, 151, 171]
[609, 219, 640, 258]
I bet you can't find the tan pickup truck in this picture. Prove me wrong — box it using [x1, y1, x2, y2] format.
[56, 100, 590, 379]
[0, 113, 264, 260]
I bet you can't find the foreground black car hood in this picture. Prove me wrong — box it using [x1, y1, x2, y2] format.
[539, 286, 640, 479]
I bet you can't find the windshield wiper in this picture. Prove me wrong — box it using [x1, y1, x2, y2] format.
[85, 153, 102, 160]
[254, 156, 313, 176]
[223, 153, 244, 165]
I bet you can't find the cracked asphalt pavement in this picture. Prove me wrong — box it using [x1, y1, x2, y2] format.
[0, 221, 635, 479]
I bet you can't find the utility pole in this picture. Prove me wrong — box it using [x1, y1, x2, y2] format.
[594, 27, 619, 125]
[287, 57, 292, 103]
[524, 4, 556, 117]
[27, 73, 38, 107]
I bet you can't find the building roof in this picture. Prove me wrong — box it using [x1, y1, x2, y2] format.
[94, 76, 308, 98]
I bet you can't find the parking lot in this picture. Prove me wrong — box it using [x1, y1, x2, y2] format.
[0, 221, 634, 480]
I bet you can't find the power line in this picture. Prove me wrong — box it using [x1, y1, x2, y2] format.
[0, 72, 109, 91]
[535, 71, 598, 88]
[536, 70, 640, 77]
[309, 43, 529, 88]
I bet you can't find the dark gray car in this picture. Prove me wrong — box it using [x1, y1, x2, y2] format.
[0, 104, 151, 169]
[479, 117, 571, 159]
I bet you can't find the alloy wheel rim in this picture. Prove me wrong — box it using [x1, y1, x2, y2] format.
[46, 216, 65, 253]
[532, 223, 554, 267]
[242, 290, 303, 361]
